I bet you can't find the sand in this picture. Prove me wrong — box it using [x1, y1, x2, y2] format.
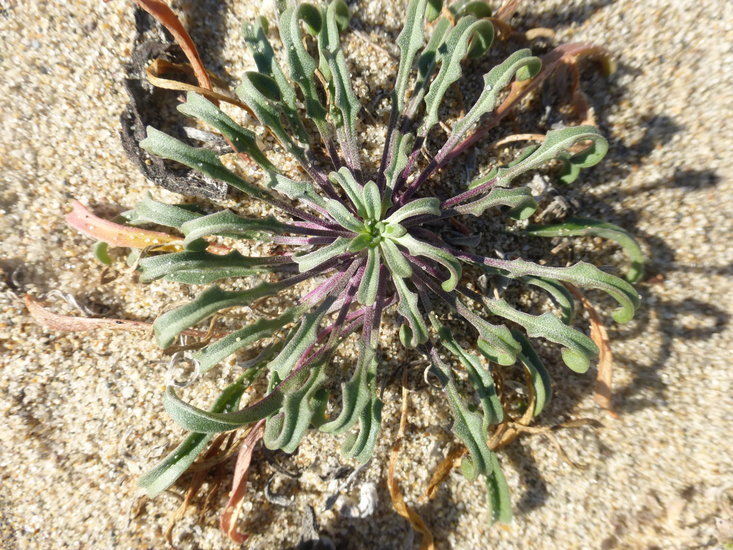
[1, 0, 732, 548]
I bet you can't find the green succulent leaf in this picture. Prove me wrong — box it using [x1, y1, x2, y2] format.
[194, 306, 306, 374]
[265, 172, 329, 211]
[324, 199, 363, 233]
[393, 276, 429, 347]
[140, 127, 270, 201]
[242, 18, 308, 141]
[180, 209, 289, 245]
[380, 238, 413, 279]
[138, 379, 246, 498]
[294, 237, 351, 272]
[178, 92, 276, 172]
[443, 49, 541, 153]
[341, 393, 382, 462]
[264, 362, 328, 453]
[526, 218, 645, 283]
[236, 72, 307, 162]
[138, 250, 287, 284]
[319, 0, 361, 163]
[513, 330, 553, 416]
[483, 297, 598, 372]
[421, 16, 495, 136]
[455, 186, 537, 218]
[430, 348, 512, 523]
[522, 276, 576, 324]
[123, 193, 203, 229]
[329, 167, 367, 216]
[386, 197, 441, 225]
[478, 258, 640, 324]
[395, 233, 462, 291]
[460, 126, 608, 213]
[431, 316, 503, 426]
[154, 282, 293, 348]
[392, 0, 429, 117]
[279, 4, 328, 131]
[320, 345, 377, 434]
[357, 247, 381, 305]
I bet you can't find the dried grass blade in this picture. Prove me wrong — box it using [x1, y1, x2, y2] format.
[146, 60, 254, 115]
[165, 432, 231, 545]
[424, 446, 466, 501]
[220, 420, 265, 544]
[130, 0, 212, 90]
[388, 382, 435, 550]
[565, 284, 617, 417]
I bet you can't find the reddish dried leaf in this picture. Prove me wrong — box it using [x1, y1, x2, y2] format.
[66, 200, 179, 249]
[129, 0, 212, 91]
[424, 446, 466, 501]
[25, 294, 218, 340]
[565, 284, 618, 417]
[25, 294, 152, 333]
[220, 420, 265, 544]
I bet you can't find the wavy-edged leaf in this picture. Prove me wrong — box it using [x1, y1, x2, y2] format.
[357, 247, 381, 305]
[526, 217, 645, 283]
[265, 172, 328, 211]
[386, 197, 440, 225]
[319, 0, 362, 166]
[268, 305, 329, 381]
[457, 126, 608, 211]
[321, 345, 377, 434]
[392, 0, 428, 116]
[442, 50, 540, 154]
[123, 193, 203, 229]
[194, 306, 306, 373]
[430, 349, 512, 523]
[395, 233, 462, 291]
[522, 276, 576, 324]
[178, 92, 276, 171]
[420, 16, 495, 136]
[236, 72, 307, 162]
[140, 127, 270, 200]
[393, 276, 428, 347]
[512, 330, 552, 416]
[431, 317, 503, 426]
[279, 4, 328, 129]
[139, 250, 288, 284]
[242, 18, 308, 142]
[477, 257, 640, 324]
[454, 186, 537, 218]
[384, 131, 415, 192]
[264, 362, 327, 453]
[164, 382, 283, 433]
[454, 300, 521, 366]
[294, 237, 351, 272]
[154, 282, 289, 348]
[138, 380, 246, 498]
[180, 210, 289, 245]
[483, 298, 598, 372]
[341, 394, 382, 462]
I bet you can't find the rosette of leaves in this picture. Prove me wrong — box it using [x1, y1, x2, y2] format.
[121, 0, 642, 523]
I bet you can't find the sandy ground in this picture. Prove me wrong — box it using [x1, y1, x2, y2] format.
[1, 0, 732, 548]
